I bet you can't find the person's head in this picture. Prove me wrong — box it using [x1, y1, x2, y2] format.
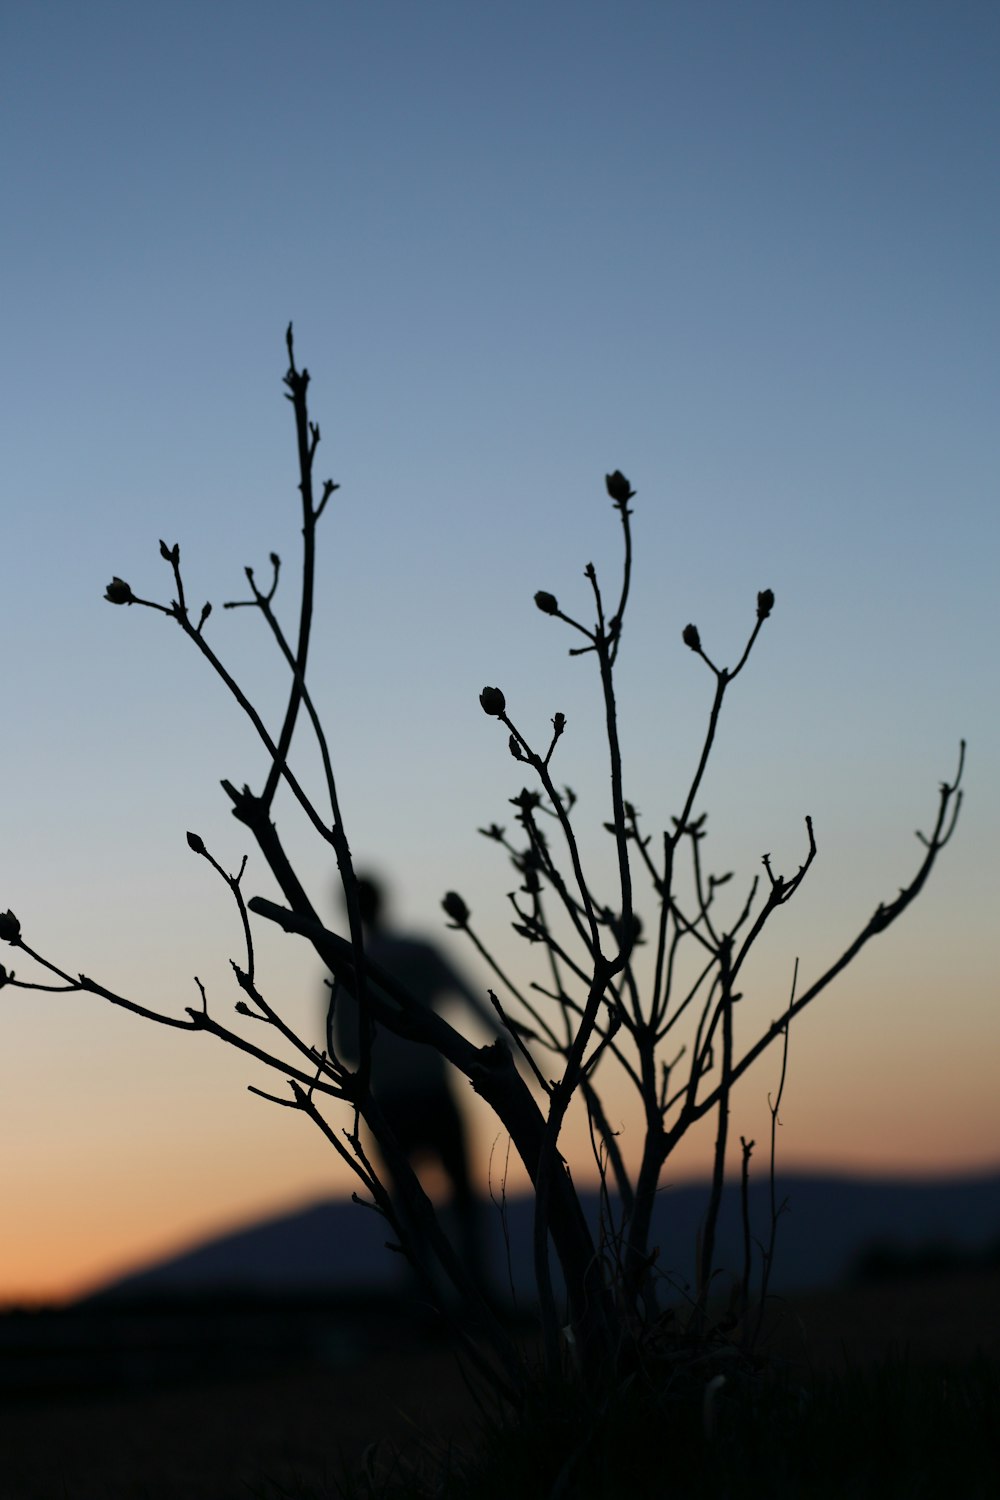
[354, 873, 384, 930]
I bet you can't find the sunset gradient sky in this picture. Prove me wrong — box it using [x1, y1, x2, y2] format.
[3, 1, 998, 1304]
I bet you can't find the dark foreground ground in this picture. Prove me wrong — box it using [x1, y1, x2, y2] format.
[1, 1269, 998, 1500]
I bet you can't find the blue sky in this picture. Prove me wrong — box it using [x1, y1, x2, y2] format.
[2, 0, 998, 1299]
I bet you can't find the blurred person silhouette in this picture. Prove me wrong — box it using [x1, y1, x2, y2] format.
[327, 872, 498, 1291]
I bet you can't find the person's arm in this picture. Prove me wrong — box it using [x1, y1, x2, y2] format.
[431, 946, 505, 1035]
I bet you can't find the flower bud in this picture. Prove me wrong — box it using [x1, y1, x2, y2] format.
[186, 831, 206, 855]
[534, 591, 559, 615]
[441, 891, 470, 926]
[0, 964, 9, 989]
[509, 734, 525, 761]
[609, 910, 644, 946]
[480, 686, 506, 717]
[756, 588, 775, 621]
[0, 910, 21, 943]
[682, 623, 701, 651]
[605, 470, 633, 505]
[104, 577, 134, 605]
[159, 540, 179, 565]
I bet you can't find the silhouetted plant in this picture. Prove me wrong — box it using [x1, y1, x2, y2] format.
[2, 329, 964, 1409]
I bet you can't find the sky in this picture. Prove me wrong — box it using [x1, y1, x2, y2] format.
[2, 0, 998, 1304]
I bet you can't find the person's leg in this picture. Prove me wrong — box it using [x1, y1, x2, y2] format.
[431, 1087, 488, 1290]
[368, 1089, 434, 1296]
[376, 1084, 489, 1295]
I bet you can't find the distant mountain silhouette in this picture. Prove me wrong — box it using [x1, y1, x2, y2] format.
[84, 1169, 1000, 1305]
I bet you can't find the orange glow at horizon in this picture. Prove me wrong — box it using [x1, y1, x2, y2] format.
[5, 983, 997, 1308]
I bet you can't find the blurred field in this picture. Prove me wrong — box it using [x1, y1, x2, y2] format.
[1, 1269, 998, 1500]
[757, 1262, 1000, 1370]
